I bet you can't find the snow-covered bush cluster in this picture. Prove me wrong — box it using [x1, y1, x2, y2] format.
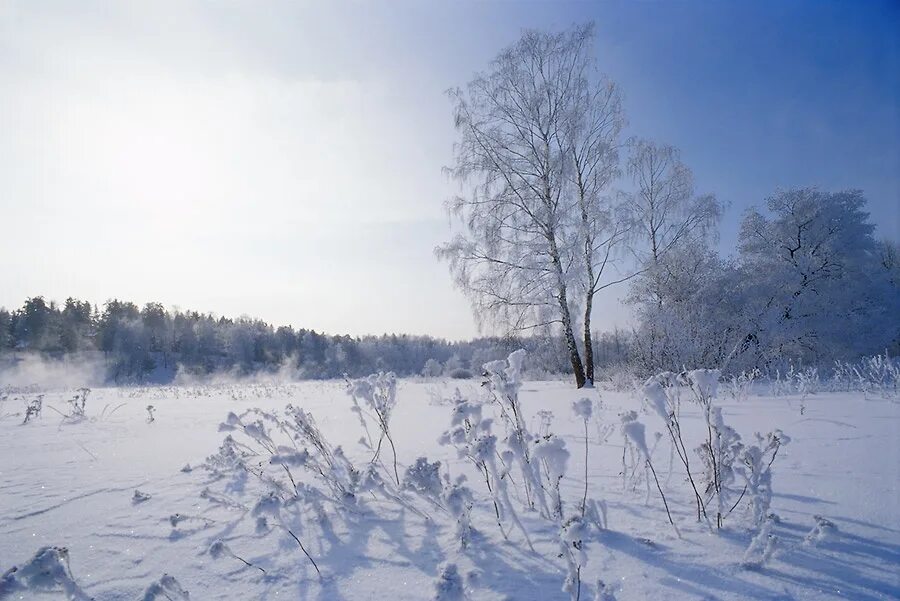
[185, 351, 623, 599]
[634, 368, 791, 563]
[0, 545, 191, 601]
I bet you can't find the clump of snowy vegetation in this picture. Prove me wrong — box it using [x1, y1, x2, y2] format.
[208, 539, 267, 575]
[832, 352, 900, 399]
[22, 394, 43, 424]
[0, 546, 90, 600]
[141, 574, 190, 601]
[347, 371, 401, 484]
[637, 367, 795, 565]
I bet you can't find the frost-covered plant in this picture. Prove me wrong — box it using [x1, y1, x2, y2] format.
[251, 493, 321, 577]
[684, 369, 740, 528]
[728, 369, 760, 402]
[641, 373, 707, 522]
[433, 562, 465, 601]
[348, 372, 401, 485]
[0, 546, 91, 600]
[22, 395, 43, 424]
[804, 515, 837, 546]
[835, 353, 900, 399]
[67, 388, 90, 419]
[600, 362, 640, 392]
[208, 540, 266, 575]
[442, 476, 476, 549]
[484, 350, 553, 518]
[734, 430, 789, 567]
[694, 404, 743, 528]
[438, 394, 532, 548]
[202, 393, 439, 579]
[620, 411, 676, 534]
[572, 398, 594, 516]
[733, 430, 789, 529]
[742, 514, 778, 569]
[559, 515, 588, 601]
[681, 370, 740, 528]
[403, 457, 444, 501]
[533, 433, 570, 519]
[794, 367, 819, 400]
[141, 574, 190, 600]
[770, 364, 818, 404]
[204, 408, 346, 576]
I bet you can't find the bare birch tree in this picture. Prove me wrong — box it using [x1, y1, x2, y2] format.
[565, 74, 630, 385]
[623, 139, 722, 369]
[625, 139, 722, 304]
[437, 24, 628, 388]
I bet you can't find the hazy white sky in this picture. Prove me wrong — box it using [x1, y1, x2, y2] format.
[1, 1, 897, 339]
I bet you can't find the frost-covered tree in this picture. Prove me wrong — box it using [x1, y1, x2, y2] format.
[624, 139, 722, 307]
[0, 308, 11, 352]
[566, 68, 630, 385]
[622, 139, 723, 371]
[59, 298, 94, 353]
[438, 24, 628, 388]
[734, 188, 896, 366]
[629, 244, 743, 373]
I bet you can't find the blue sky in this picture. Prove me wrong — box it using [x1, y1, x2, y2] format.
[0, 1, 897, 339]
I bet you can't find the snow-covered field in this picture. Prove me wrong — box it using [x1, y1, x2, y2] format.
[1, 373, 898, 600]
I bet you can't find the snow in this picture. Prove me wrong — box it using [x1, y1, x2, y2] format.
[0, 379, 898, 600]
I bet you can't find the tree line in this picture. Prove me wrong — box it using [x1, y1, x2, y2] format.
[0, 296, 632, 382]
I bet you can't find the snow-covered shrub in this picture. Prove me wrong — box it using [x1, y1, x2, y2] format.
[66, 388, 90, 420]
[640, 373, 707, 522]
[770, 364, 818, 402]
[347, 372, 401, 484]
[734, 430, 790, 567]
[727, 369, 760, 402]
[208, 540, 266, 575]
[484, 350, 553, 519]
[448, 368, 474, 380]
[422, 358, 444, 378]
[733, 430, 789, 530]
[572, 398, 594, 516]
[833, 353, 900, 399]
[203, 408, 350, 576]
[438, 392, 532, 548]
[403, 457, 444, 500]
[694, 404, 743, 528]
[533, 433, 570, 519]
[559, 516, 588, 601]
[442, 477, 476, 549]
[742, 514, 778, 569]
[597, 362, 640, 392]
[0, 546, 91, 600]
[804, 515, 837, 547]
[141, 574, 190, 600]
[22, 394, 43, 424]
[682, 370, 744, 528]
[620, 411, 676, 532]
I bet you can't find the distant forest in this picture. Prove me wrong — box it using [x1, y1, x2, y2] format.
[0, 297, 630, 382]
